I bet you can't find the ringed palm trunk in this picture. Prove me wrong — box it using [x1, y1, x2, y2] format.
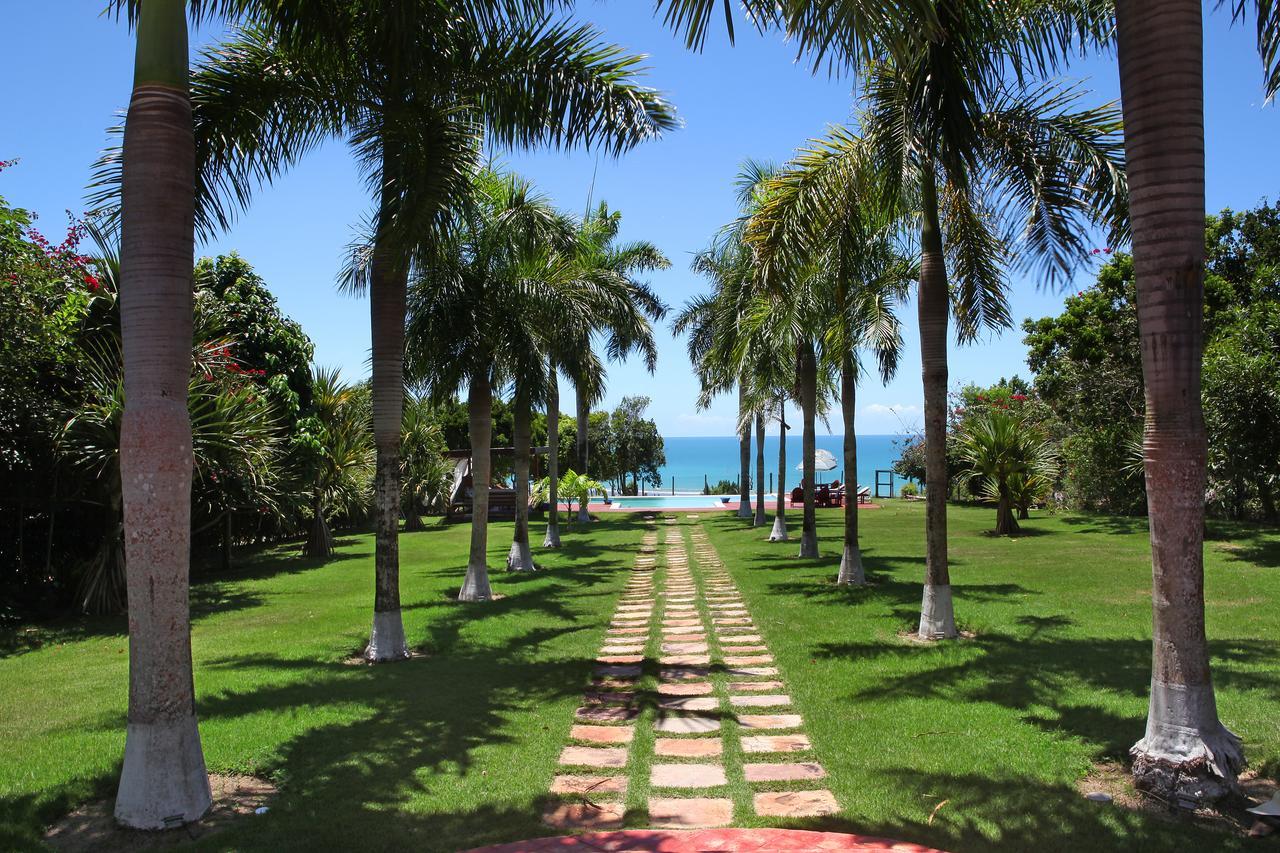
[754, 411, 767, 526]
[737, 383, 753, 518]
[916, 166, 957, 640]
[770, 406, 789, 541]
[507, 389, 535, 571]
[798, 342, 819, 558]
[543, 362, 561, 547]
[1117, 0, 1243, 801]
[460, 370, 494, 601]
[364, 224, 409, 661]
[575, 381, 591, 522]
[304, 489, 333, 559]
[837, 354, 865, 585]
[114, 0, 212, 828]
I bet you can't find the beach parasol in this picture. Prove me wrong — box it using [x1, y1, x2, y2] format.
[797, 449, 839, 472]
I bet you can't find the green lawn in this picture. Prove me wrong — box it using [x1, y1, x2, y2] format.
[697, 502, 1280, 852]
[0, 504, 1276, 851]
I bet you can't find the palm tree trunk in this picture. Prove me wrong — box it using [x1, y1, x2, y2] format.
[364, 213, 409, 662]
[1117, 0, 1243, 802]
[507, 388, 535, 572]
[543, 361, 561, 547]
[114, 0, 211, 829]
[770, 403, 789, 541]
[837, 355, 865, 585]
[798, 342, 819, 558]
[737, 383, 753, 518]
[916, 165, 957, 640]
[994, 483, 1019, 536]
[460, 370, 494, 601]
[754, 411, 767, 527]
[304, 491, 332, 559]
[575, 380, 591, 523]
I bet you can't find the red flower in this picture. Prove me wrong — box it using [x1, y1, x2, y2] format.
[83, 274, 100, 290]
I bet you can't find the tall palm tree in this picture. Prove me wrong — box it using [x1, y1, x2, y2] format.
[1115, 0, 1279, 803]
[406, 170, 568, 599]
[107, 0, 221, 830]
[957, 410, 1056, 536]
[173, 6, 676, 656]
[748, 127, 914, 584]
[564, 202, 669, 516]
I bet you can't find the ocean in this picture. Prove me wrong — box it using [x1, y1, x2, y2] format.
[650, 434, 910, 496]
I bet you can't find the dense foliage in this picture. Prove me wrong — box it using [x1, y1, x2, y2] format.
[557, 397, 667, 495]
[1023, 201, 1280, 521]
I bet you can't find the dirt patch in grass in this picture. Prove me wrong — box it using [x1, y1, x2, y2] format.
[44, 774, 276, 852]
[895, 628, 977, 644]
[1077, 761, 1279, 840]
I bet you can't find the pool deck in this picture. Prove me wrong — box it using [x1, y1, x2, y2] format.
[592, 502, 883, 513]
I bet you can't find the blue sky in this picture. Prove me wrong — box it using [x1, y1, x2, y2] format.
[3, 2, 1278, 437]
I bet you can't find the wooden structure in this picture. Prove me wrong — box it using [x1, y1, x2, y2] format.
[444, 446, 549, 522]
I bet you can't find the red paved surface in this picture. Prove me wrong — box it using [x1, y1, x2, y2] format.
[463, 828, 948, 852]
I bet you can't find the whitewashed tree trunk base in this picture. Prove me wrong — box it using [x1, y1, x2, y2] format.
[114, 718, 213, 829]
[737, 502, 753, 519]
[1131, 680, 1244, 805]
[507, 539, 536, 572]
[577, 507, 591, 524]
[458, 564, 493, 601]
[542, 526, 561, 548]
[768, 517, 789, 541]
[918, 584, 957, 639]
[798, 530, 818, 558]
[837, 546, 866, 585]
[365, 610, 410, 661]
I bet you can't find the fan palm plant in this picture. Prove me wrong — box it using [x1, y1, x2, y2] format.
[957, 410, 1056, 536]
[400, 395, 450, 531]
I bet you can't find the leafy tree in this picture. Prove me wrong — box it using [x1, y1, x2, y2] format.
[610, 396, 667, 494]
[533, 468, 603, 523]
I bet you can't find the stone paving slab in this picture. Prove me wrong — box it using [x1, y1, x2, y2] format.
[593, 664, 641, 679]
[651, 763, 727, 788]
[654, 714, 720, 734]
[467, 828, 953, 852]
[654, 737, 723, 757]
[753, 789, 840, 817]
[596, 654, 645, 665]
[659, 666, 710, 681]
[558, 746, 628, 768]
[660, 654, 712, 666]
[540, 801, 626, 830]
[575, 706, 640, 724]
[570, 724, 634, 744]
[661, 642, 709, 654]
[662, 619, 702, 628]
[549, 774, 628, 795]
[743, 762, 827, 782]
[658, 696, 719, 712]
[657, 681, 714, 696]
[600, 645, 646, 655]
[740, 734, 811, 753]
[647, 797, 734, 829]
[724, 666, 778, 677]
[718, 634, 763, 644]
[737, 714, 803, 729]
[727, 680, 785, 692]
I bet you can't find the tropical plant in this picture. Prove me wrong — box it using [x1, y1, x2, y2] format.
[956, 411, 1056, 535]
[400, 395, 450, 531]
[294, 368, 374, 558]
[747, 127, 914, 584]
[96, 1, 680, 659]
[535, 468, 604, 523]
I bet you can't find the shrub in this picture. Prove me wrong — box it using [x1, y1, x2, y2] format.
[899, 482, 919, 498]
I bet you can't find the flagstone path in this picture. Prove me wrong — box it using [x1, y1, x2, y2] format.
[541, 514, 840, 834]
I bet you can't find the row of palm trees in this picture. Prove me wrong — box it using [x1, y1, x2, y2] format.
[658, 0, 1273, 812]
[109, 0, 1274, 830]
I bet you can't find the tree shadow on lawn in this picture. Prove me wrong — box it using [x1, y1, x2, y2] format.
[812, 626, 1279, 761]
[1058, 513, 1150, 537]
[784, 768, 1242, 853]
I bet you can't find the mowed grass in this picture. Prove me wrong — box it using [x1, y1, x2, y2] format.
[697, 501, 1280, 853]
[0, 513, 648, 851]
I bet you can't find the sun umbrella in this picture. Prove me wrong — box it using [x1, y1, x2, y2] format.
[797, 449, 839, 472]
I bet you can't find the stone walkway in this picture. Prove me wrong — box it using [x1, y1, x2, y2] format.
[468, 828, 948, 852]
[542, 515, 838, 833]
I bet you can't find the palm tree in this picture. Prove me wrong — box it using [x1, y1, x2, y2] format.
[753, 410, 767, 526]
[748, 128, 914, 584]
[107, 0, 214, 828]
[406, 170, 568, 599]
[173, 6, 675, 657]
[300, 367, 374, 558]
[957, 410, 1056, 536]
[541, 358, 563, 547]
[1114, 0, 1280, 802]
[564, 203, 669, 518]
[400, 395, 450, 531]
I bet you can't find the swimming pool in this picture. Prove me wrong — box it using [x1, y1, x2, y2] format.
[590, 495, 778, 509]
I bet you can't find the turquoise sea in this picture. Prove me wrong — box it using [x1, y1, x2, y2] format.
[652, 434, 909, 496]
